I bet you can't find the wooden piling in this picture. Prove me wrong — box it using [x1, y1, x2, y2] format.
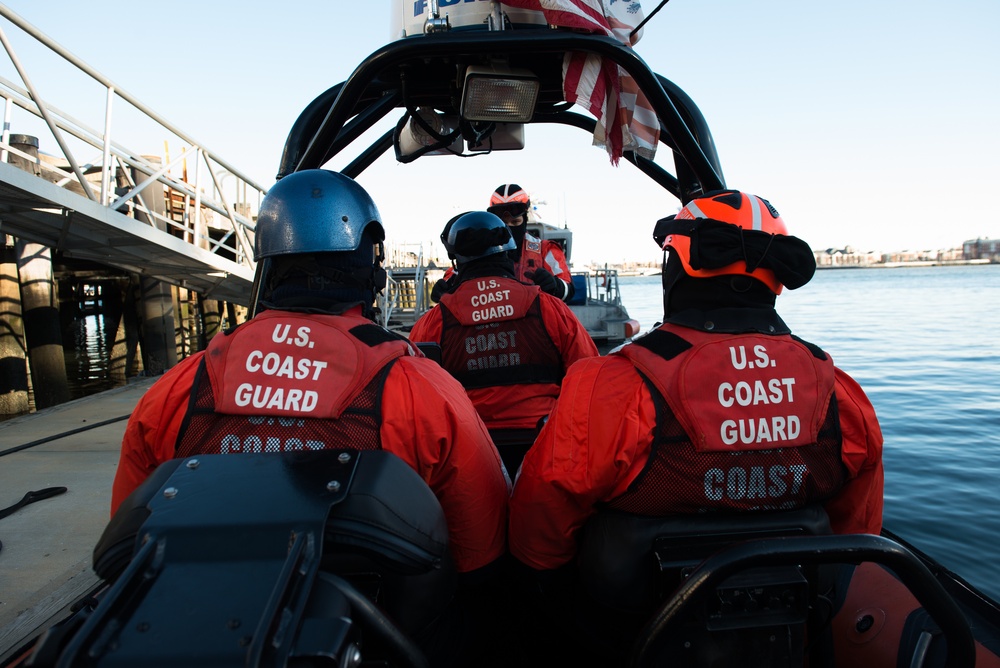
[102, 277, 143, 382]
[7, 134, 41, 176]
[125, 276, 144, 377]
[131, 157, 177, 375]
[16, 239, 71, 408]
[7, 134, 70, 409]
[0, 236, 29, 417]
[199, 295, 222, 349]
[138, 277, 177, 376]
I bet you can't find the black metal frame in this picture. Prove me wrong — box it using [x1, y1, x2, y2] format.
[631, 534, 977, 668]
[276, 30, 726, 204]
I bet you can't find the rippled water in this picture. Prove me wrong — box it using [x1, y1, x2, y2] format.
[619, 265, 1000, 601]
[63, 309, 118, 401]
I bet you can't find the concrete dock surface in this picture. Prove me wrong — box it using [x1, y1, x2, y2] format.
[0, 378, 156, 662]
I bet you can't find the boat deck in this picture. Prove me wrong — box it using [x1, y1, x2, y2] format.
[0, 378, 155, 662]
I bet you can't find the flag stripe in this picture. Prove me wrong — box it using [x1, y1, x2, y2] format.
[500, 0, 660, 163]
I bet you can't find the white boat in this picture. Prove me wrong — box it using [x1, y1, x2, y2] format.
[378, 217, 640, 350]
[525, 218, 641, 348]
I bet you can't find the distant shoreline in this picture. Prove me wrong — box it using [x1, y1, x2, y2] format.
[587, 259, 996, 275]
[816, 259, 994, 270]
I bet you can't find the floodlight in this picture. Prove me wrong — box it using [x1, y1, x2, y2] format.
[460, 65, 539, 123]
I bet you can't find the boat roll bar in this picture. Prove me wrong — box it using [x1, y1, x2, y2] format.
[276, 30, 726, 204]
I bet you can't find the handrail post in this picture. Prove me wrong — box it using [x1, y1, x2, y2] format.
[101, 86, 114, 205]
[193, 149, 203, 251]
[1, 95, 10, 163]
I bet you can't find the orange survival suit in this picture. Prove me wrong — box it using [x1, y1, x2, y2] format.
[112, 307, 509, 573]
[510, 318, 883, 570]
[409, 277, 598, 433]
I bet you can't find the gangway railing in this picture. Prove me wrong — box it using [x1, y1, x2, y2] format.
[0, 4, 265, 301]
[378, 243, 433, 332]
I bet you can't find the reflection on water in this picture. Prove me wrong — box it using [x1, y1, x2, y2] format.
[63, 312, 121, 401]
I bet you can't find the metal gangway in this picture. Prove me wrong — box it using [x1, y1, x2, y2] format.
[378, 243, 435, 332]
[0, 5, 263, 304]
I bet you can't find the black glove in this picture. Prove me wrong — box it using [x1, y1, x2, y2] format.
[430, 275, 457, 303]
[526, 268, 566, 300]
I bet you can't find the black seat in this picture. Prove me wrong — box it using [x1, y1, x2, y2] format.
[78, 450, 453, 667]
[319, 449, 456, 635]
[574, 506, 834, 668]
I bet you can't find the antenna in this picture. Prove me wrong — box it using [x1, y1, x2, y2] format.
[630, 0, 671, 40]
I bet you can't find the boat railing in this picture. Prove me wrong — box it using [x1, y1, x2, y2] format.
[585, 265, 624, 307]
[0, 5, 266, 270]
[378, 243, 435, 331]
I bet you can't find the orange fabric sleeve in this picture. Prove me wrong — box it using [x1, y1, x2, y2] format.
[509, 356, 654, 570]
[380, 356, 510, 573]
[110, 353, 205, 515]
[510, 354, 885, 570]
[541, 241, 572, 283]
[407, 306, 443, 344]
[824, 367, 885, 534]
[537, 293, 599, 368]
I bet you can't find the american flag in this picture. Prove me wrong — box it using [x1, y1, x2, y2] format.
[501, 0, 659, 164]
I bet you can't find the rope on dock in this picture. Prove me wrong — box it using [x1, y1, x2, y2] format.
[0, 414, 132, 458]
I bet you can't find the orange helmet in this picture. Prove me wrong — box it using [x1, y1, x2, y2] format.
[654, 190, 790, 294]
[487, 183, 530, 217]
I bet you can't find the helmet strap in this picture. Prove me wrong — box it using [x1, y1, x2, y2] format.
[739, 227, 777, 274]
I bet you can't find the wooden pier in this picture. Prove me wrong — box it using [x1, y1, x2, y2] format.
[0, 378, 155, 663]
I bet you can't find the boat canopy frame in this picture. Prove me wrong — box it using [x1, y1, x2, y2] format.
[276, 30, 726, 205]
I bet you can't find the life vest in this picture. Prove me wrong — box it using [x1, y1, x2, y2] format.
[513, 231, 545, 283]
[606, 324, 846, 515]
[437, 277, 563, 389]
[175, 310, 417, 457]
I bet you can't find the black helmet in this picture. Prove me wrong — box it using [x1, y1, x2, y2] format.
[487, 183, 530, 218]
[441, 211, 517, 264]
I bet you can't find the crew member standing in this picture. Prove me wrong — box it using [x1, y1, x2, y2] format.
[510, 190, 884, 572]
[432, 183, 576, 303]
[487, 183, 574, 301]
[411, 211, 598, 474]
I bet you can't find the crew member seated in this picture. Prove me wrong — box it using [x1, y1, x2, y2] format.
[110, 169, 510, 665]
[509, 190, 884, 664]
[410, 210, 598, 474]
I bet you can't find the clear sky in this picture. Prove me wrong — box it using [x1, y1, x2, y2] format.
[1, 0, 997, 266]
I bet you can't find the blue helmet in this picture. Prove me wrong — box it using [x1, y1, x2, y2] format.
[254, 169, 383, 260]
[251, 170, 386, 315]
[441, 211, 516, 264]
